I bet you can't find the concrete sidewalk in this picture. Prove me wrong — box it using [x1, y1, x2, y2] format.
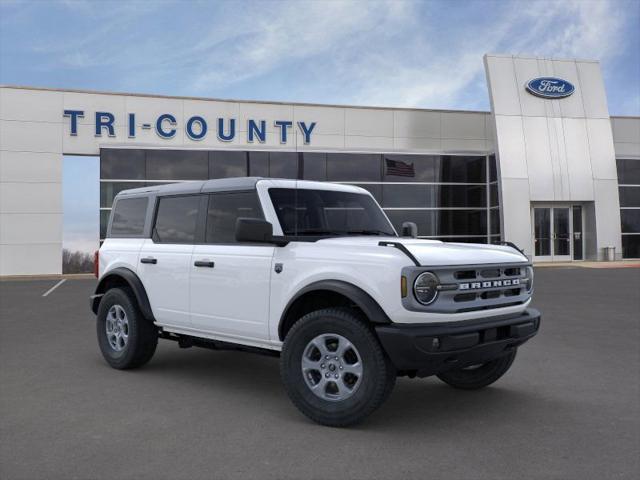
[534, 260, 640, 268]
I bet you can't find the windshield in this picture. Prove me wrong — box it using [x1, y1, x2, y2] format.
[268, 188, 397, 237]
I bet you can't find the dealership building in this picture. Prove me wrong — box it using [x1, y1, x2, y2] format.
[1, 53, 639, 276]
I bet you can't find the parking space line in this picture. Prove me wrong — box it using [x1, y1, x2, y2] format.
[42, 279, 66, 297]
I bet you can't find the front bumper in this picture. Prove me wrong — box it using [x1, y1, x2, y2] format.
[375, 308, 541, 377]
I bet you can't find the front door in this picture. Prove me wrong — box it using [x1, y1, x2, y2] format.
[533, 205, 583, 262]
[189, 191, 274, 343]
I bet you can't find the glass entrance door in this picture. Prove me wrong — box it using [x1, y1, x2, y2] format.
[534, 208, 552, 260]
[533, 205, 583, 261]
[552, 207, 571, 261]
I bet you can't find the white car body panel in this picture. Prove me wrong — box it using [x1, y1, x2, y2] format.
[98, 238, 144, 278]
[137, 239, 193, 328]
[190, 244, 274, 341]
[99, 178, 532, 352]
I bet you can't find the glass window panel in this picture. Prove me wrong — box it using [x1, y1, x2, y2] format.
[553, 207, 571, 256]
[154, 195, 200, 244]
[534, 208, 551, 256]
[384, 210, 430, 237]
[622, 235, 640, 258]
[302, 153, 327, 181]
[621, 210, 640, 233]
[100, 148, 145, 180]
[490, 209, 501, 235]
[352, 184, 382, 203]
[146, 150, 208, 180]
[489, 155, 497, 182]
[269, 152, 298, 179]
[206, 192, 263, 244]
[327, 153, 381, 181]
[100, 210, 110, 239]
[383, 184, 486, 208]
[384, 209, 486, 237]
[269, 188, 395, 236]
[100, 182, 146, 208]
[431, 184, 486, 208]
[248, 151, 269, 177]
[382, 184, 427, 208]
[433, 236, 488, 244]
[209, 151, 247, 178]
[619, 186, 640, 207]
[427, 209, 487, 236]
[110, 197, 148, 237]
[617, 158, 640, 185]
[436, 155, 486, 183]
[383, 154, 438, 182]
[490, 183, 499, 206]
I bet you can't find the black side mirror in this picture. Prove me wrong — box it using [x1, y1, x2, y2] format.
[236, 218, 273, 243]
[235, 218, 288, 246]
[401, 221, 418, 238]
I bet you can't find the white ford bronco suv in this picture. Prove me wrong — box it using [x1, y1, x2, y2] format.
[91, 177, 540, 426]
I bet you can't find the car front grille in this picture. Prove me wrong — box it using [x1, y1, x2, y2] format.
[402, 263, 532, 314]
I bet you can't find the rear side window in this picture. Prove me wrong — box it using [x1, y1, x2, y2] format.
[206, 191, 263, 243]
[154, 195, 201, 244]
[110, 197, 148, 237]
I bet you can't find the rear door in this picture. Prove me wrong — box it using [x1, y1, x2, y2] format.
[190, 191, 274, 343]
[137, 194, 203, 328]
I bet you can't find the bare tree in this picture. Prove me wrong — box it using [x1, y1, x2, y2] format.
[62, 248, 94, 274]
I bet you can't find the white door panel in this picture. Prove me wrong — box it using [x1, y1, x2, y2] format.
[137, 239, 194, 327]
[190, 245, 274, 340]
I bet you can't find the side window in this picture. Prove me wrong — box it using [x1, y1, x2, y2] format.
[206, 191, 263, 244]
[110, 197, 148, 237]
[153, 195, 201, 244]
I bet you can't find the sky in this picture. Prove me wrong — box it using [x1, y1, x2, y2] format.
[1, 0, 639, 253]
[1, 0, 639, 113]
[62, 155, 98, 253]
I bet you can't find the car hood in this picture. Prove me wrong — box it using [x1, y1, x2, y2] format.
[316, 237, 528, 266]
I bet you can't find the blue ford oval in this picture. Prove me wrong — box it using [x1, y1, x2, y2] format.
[526, 77, 575, 99]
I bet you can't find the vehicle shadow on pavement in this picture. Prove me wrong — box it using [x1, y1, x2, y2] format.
[129, 343, 560, 432]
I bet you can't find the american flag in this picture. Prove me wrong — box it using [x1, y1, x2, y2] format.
[385, 158, 415, 177]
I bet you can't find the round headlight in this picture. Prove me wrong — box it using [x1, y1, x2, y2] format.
[525, 266, 534, 293]
[414, 272, 440, 305]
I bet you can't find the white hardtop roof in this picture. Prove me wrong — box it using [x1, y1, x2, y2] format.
[116, 178, 367, 198]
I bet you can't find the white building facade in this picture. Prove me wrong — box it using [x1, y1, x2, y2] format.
[1, 54, 639, 275]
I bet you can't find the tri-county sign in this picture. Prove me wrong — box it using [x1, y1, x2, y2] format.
[63, 110, 317, 144]
[525, 77, 575, 99]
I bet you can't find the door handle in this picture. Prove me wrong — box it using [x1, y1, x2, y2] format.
[194, 260, 215, 268]
[140, 257, 157, 264]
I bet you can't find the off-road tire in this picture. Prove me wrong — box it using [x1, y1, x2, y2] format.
[436, 348, 517, 390]
[280, 307, 396, 427]
[96, 287, 158, 369]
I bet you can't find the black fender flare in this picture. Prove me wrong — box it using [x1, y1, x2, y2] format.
[278, 280, 391, 340]
[91, 267, 155, 321]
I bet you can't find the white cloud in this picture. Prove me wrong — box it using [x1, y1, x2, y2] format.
[332, 0, 629, 108]
[11, 0, 636, 111]
[187, 1, 415, 92]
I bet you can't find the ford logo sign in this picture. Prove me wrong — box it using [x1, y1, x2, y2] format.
[526, 77, 575, 99]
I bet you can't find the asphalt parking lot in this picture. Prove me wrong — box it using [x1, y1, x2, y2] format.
[1, 267, 639, 480]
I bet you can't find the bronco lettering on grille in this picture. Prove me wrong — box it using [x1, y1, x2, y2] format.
[459, 278, 520, 290]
